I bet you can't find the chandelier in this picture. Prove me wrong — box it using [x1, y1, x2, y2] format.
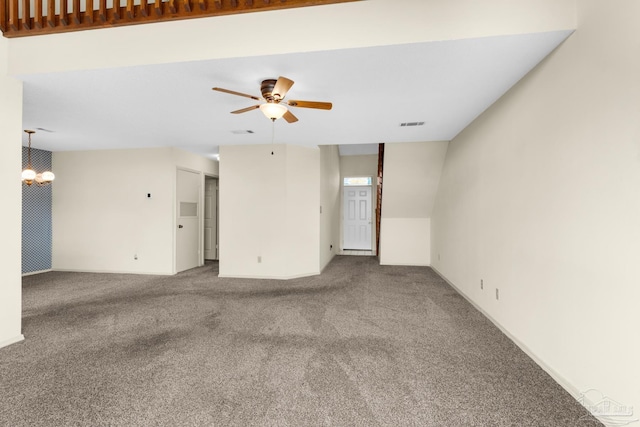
[22, 130, 55, 186]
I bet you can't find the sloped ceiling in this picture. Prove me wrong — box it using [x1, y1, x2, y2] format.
[19, 30, 572, 158]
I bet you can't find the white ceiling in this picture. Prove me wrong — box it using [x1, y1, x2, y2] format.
[19, 30, 571, 158]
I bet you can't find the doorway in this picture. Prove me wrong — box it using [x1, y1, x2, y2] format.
[176, 168, 200, 273]
[343, 180, 372, 251]
[204, 176, 218, 261]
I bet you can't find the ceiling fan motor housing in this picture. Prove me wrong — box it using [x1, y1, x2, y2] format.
[261, 79, 279, 102]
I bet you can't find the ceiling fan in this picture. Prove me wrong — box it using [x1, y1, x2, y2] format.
[212, 76, 332, 123]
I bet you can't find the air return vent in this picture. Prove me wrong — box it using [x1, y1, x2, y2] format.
[400, 122, 425, 127]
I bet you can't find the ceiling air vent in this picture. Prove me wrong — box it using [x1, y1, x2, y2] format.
[231, 130, 254, 134]
[400, 122, 425, 127]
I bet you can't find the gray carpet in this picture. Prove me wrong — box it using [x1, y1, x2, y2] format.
[1, 256, 601, 426]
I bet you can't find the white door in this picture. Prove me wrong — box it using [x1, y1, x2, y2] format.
[176, 169, 200, 272]
[343, 185, 372, 250]
[204, 177, 218, 260]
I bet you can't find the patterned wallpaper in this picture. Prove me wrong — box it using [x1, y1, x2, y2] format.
[22, 146, 53, 274]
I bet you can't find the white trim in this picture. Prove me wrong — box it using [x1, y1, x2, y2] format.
[431, 266, 581, 401]
[0, 334, 25, 349]
[218, 271, 320, 280]
[22, 269, 52, 277]
[53, 269, 172, 276]
[380, 262, 430, 267]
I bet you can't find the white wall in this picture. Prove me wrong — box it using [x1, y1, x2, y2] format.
[340, 154, 378, 252]
[431, 0, 640, 422]
[0, 36, 24, 349]
[319, 145, 340, 271]
[7, 0, 576, 76]
[53, 147, 217, 275]
[380, 141, 448, 266]
[219, 144, 320, 279]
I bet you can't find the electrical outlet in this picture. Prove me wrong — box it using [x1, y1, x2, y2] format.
[495, 288, 499, 300]
[257, 256, 262, 263]
[480, 279, 483, 290]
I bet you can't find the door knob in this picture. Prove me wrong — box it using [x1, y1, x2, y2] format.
[178, 225, 184, 229]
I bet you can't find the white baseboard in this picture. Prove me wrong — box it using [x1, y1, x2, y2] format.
[431, 267, 582, 402]
[380, 262, 430, 267]
[0, 334, 24, 350]
[218, 271, 320, 280]
[53, 268, 171, 276]
[22, 269, 52, 276]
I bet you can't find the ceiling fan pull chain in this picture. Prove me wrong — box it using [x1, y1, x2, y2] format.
[271, 120, 275, 155]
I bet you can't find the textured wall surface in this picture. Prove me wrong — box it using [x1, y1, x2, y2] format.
[22, 146, 52, 274]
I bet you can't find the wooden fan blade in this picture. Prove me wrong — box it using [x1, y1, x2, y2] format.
[283, 110, 298, 123]
[273, 77, 294, 100]
[231, 105, 260, 114]
[213, 87, 260, 101]
[287, 100, 332, 110]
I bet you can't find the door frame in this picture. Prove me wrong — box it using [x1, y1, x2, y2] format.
[203, 174, 219, 262]
[341, 176, 376, 253]
[173, 166, 203, 274]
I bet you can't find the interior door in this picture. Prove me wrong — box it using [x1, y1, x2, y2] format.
[176, 169, 200, 272]
[343, 185, 372, 250]
[204, 177, 218, 260]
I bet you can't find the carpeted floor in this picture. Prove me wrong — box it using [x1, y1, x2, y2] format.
[1, 256, 601, 426]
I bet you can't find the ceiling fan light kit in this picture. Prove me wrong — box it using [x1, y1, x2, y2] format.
[260, 103, 288, 121]
[22, 130, 55, 186]
[213, 76, 332, 123]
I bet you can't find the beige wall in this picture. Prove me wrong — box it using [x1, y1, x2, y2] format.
[219, 144, 320, 279]
[431, 0, 640, 418]
[380, 141, 448, 266]
[52, 147, 218, 275]
[340, 154, 377, 178]
[0, 36, 24, 348]
[319, 145, 341, 271]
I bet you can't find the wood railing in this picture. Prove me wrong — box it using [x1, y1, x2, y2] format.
[1, 0, 357, 37]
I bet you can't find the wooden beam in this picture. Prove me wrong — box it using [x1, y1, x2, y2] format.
[168, 0, 176, 13]
[245, 0, 253, 6]
[0, 0, 7, 33]
[85, 0, 94, 23]
[72, 0, 81, 24]
[21, 0, 30, 29]
[126, 0, 134, 19]
[47, 0, 55, 27]
[198, 0, 205, 11]
[113, 0, 120, 20]
[34, 0, 43, 28]
[9, 0, 18, 31]
[98, 0, 106, 21]
[60, 0, 68, 25]
[154, 0, 162, 15]
[213, 0, 222, 9]
[183, 0, 191, 13]
[230, 0, 237, 7]
[140, 0, 148, 17]
[31, 0, 41, 29]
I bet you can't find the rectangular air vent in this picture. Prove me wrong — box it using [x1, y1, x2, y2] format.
[400, 122, 425, 127]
